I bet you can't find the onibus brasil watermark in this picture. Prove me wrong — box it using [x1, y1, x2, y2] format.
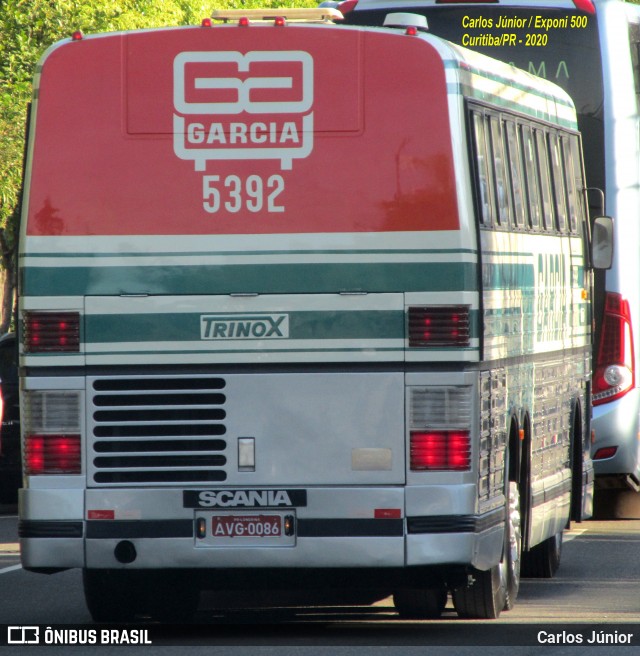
[7, 626, 152, 646]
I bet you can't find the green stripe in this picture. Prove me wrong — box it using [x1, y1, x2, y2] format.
[85, 348, 404, 356]
[444, 59, 574, 109]
[483, 262, 535, 290]
[86, 310, 403, 343]
[22, 262, 478, 296]
[444, 59, 577, 130]
[449, 83, 576, 130]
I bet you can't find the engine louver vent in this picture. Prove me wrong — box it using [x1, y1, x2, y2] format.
[89, 376, 228, 485]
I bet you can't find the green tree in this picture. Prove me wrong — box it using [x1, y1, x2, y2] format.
[0, 0, 313, 332]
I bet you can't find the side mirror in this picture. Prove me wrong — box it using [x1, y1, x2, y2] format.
[591, 216, 614, 270]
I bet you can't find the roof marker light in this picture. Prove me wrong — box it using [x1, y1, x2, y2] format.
[238, 16, 250, 27]
[384, 12, 428, 32]
[71, 31, 83, 41]
[274, 16, 286, 26]
[201, 18, 212, 27]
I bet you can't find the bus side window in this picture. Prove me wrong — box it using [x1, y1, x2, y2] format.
[489, 114, 513, 228]
[562, 135, 581, 234]
[472, 111, 495, 226]
[549, 133, 568, 233]
[505, 120, 526, 229]
[521, 125, 541, 231]
[535, 129, 556, 232]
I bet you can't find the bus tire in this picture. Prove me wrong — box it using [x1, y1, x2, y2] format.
[393, 586, 448, 619]
[453, 464, 520, 618]
[521, 531, 562, 578]
[83, 569, 138, 622]
[504, 481, 522, 610]
[452, 563, 505, 619]
[569, 399, 586, 522]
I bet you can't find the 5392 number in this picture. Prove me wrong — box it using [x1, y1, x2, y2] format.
[203, 174, 285, 214]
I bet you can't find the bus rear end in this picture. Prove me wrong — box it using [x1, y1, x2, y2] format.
[19, 15, 487, 620]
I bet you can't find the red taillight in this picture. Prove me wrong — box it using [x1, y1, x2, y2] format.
[436, 0, 498, 3]
[24, 434, 81, 475]
[410, 430, 470, 471]
[337, 0, 358, 14]
[593, 293, 635, 406]
[573, 0, 596, 14]
[593, 446, 618, 461]
[23, 311, 80, 353]
[408, 306, 470, 347]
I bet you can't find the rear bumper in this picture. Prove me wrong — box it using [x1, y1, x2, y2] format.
[591, 389, 640, 486]
[19, 485, 504, 574]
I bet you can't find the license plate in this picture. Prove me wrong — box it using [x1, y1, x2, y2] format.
[195, 511, 296, 547]
[212, 514, 282, 538]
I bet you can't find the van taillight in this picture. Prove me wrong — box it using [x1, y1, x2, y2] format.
[436, 0, 497, 3]
[408, 306, 470, 347]
[573, 0, 596, 14]
[593, 293, 635, 406]
[337, 0, 358, 14]
[23, 311, 80, 353]
[433, 0, 593, 11]
[410, 430, 470, 471]
[24, 434, 81, 475]
[593, 446, 617, 461]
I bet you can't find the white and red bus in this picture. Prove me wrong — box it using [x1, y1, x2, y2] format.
[17, 8, 611, 620]
[341, 0, 640, 502]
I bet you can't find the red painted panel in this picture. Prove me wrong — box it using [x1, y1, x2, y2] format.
[26, 27, 458, 236]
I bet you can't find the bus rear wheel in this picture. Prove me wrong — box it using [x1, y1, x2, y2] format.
[452, 563, 505, 619]
[452, 477, 521, 619]
[504, 481, 522, 610]
[521, 531, 562, 578]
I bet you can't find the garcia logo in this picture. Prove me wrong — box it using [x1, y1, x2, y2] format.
[201, 313, 289, 340]
[173, 51, 314, 171]
[183, 489, 308, 508]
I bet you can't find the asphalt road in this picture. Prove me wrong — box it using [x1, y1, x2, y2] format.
[1, 507, 640, 654]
